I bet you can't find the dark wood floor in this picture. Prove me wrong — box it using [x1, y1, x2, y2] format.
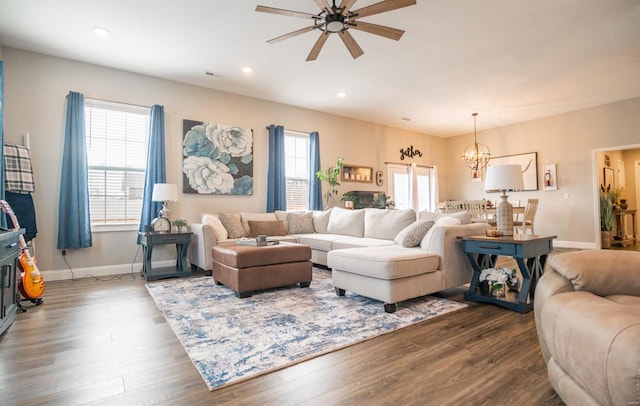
[0, 268, 564, 406]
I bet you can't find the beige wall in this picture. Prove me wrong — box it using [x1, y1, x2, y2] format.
[2, 48, 445, 276]
[3, 47, 640, 278]
[444, 98, 640, 246]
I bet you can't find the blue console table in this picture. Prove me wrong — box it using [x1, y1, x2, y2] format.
[460, 234, 556, 313]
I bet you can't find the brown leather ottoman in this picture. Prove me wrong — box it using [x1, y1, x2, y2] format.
[211, 242, 312, 298]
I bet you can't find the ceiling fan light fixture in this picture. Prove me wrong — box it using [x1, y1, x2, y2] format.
[256, 0, 417, 60]
[462, 113, 491, 171]
[325, 13, 345, 33]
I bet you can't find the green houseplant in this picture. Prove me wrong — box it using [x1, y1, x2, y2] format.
[600, 185, 613, 248]
[172, 219, 188, 232]
[341, 191, 360, 209]
[316, 157, 343, 209]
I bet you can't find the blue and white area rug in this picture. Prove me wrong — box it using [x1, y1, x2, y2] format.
[146, 269, 467, 391]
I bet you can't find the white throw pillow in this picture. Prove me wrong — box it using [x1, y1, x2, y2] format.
[312, 208, 332, 233]
[201, 213, 229, 241]
[327, 207, 365, 237]
[364, 208, 416, 240]
[394, 220, 435, 248]
[435, 216, 462, 226]
[418, 210, 472, 224]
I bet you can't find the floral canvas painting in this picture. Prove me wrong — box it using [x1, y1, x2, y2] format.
[182, 119, 253, 195]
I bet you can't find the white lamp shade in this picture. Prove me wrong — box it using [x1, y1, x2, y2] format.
[484, 165, 524, 192]
[152, 183, 178, 202]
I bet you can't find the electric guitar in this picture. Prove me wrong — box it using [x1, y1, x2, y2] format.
[0, 200, 45, 300]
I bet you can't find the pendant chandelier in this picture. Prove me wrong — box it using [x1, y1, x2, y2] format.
[462, 112, 491, 171]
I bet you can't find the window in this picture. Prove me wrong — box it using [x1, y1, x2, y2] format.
[284, 131, 310, 210]
[387, 163, 438, 212]
[85, 99, 150, 227]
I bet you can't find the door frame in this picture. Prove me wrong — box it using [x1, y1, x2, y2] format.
[592, 143, 640, 248]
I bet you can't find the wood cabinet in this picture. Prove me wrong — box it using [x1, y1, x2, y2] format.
[0, 229, 23, 336]
[342, 164, 373, 183]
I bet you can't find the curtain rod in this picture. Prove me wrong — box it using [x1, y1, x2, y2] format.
[264, 126, 310, 135]
[85, 97, 152, 110]
[385, 161, 433, 169]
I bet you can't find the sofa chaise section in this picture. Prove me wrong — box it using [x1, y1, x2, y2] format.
[327, 222, 490, 312]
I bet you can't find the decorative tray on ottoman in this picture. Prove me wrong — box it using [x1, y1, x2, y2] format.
[236, 238, 279, 247]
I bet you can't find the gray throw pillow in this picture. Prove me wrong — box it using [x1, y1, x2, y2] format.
[218, 213, 246, 239]
[287, 212, 315, 234]
[394, 220, 435, 248]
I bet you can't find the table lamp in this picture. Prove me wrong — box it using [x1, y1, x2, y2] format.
[484, 165, 524, 236]
[152, 183, 178, 218]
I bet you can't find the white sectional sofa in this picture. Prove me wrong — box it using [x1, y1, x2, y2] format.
[190, 208, 490, 312]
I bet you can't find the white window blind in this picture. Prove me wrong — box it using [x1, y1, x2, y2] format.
[284, 131, 310, 210]
[85, 99, 150, 226]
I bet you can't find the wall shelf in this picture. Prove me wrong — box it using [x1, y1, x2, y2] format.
[342, 164, 373, 183]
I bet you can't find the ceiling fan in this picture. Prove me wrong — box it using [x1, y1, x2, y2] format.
[255, 0, 417, 61]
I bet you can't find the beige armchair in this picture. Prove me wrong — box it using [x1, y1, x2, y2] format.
[534, 250, 640, 406]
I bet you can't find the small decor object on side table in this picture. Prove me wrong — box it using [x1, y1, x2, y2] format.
[172, 219, 188, 232]
[478, 267, 516, 297]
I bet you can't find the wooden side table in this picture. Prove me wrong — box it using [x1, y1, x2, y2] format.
[460, 234, 557, 313]
[139, 232, 193, 281]
[612, 209, 637, 247]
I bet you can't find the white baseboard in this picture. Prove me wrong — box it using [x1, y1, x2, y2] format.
[553, 240, 597, 250]
[44, 260, 176, 281]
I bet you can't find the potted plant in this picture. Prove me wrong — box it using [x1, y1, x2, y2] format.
[172, 219, 188, 233]
[341, 191, 360, 209]
[316, 157, 343, 209]
[600, 185, 613, 248]
[608, 186, 623, 208]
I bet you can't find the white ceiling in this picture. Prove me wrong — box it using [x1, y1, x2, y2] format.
[1, 0, 639, 137]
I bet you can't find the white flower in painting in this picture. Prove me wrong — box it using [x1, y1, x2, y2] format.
[211, 125, 253, 157]
[182, 156, 234, 194]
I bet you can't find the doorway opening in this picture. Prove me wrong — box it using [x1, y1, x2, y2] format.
[592, 144, 640, 251]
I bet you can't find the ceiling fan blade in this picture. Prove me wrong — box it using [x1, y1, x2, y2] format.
[306, 31, 330, 61]
[338, 0, 358, 15]
[349, 20, 404, 41]
[314, 0, 334, 14]
[256, 5, 320, 20]
[351, 0, 416, 19]
[267, 25, 321, 44]
[338, 30, 364, 59]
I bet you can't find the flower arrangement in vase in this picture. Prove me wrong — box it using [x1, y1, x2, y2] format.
[479, 267, 518, 297]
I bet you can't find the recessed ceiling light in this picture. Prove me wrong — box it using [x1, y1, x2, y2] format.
[337, 91, 347, 98]
[242, 66, 254, 74]
[401, 117, 412, 121]
[92, 26, 111, 37]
